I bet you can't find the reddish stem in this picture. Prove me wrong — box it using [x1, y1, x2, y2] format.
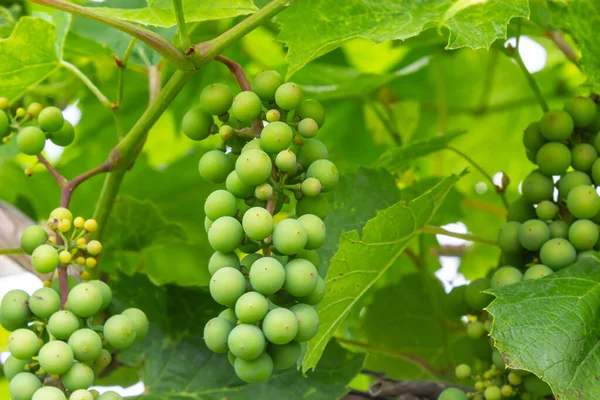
[37, 154, 67, 186]
[61, 161, 113, 207]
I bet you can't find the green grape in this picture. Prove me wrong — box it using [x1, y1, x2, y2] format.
[466, 321, 485, 339]
[571, 143, 598, 172]
[492, 349, 505, 369]
[306, 159, 339, 192]
[540, 238, 577, 270]
[198, 150, 233, 184]
[266, 109, 280, 122]
[1, 289, 30, 326]
[253, 70, 283, 101]
[255, 183, 273, 201]
[501, 385, 513, 397]
[297, 139, 328, 167]
[539, 109, 574, 141]
[0, 109, 8, 136]
[209, 267, 247, 307]
[298, 118, 319, 138]
[564, 96, 597, 127]
[592, 158, 600, 185]
[203, 317, 234, 353]
[521, 170, 554, 204]
[508, 371, 523, 386]
[4, 356, 29, 380]
[39, 340, 74, 375]
[70, 390, 94, 400]
[275, 82, 303, 110]
[68, 328, 103, 362]
[557, 171, 592, 200]
[242, 207, 274, 241]
[262, 308, 298, 345]
[97, 392, 123, 400]
[465, 278, 493, 310]
[249, 257, 285, 295]
[536, 142, 571, 176]
[297, 214, 326, 250]
[296, 195, 329, 220]
[232, 91, 262, 122]
[260, 121, 293, 153]
[275, 150, 297, 173]
[87, 280, 112, 310]
[208, 251, 240, 275]
[526, 148, 537, 164]
[234, 352, 273, 383]
[182, 108, 213, 141]
[438, 388, 468, 400]
[8, 329, 40, 360]
[48, 310, 80, 340]
[103, 315, 136, 348]
[296, 249, 320, 266]
[590, 105, 600, 134]
[62, 362, 94, 392]
[219, 308, 238, 324]
[568, 219, 599, 250]
[226, 171, 255, 199]
[204, 190, 237, 221]
[296, 99, 325, 127]
[50, 120, 75, 146]
[524, 264, 553, 280]
[445, 285, 469, 317]
[567, 184, 600, 218]
[301, 177, 322, 197]
[235, 291, 269, 323]
[284, 258, 318, 297]
[228, 324, 266, 360]
[518, 219, 550, 251]
[49, 207, 73, 222]
[241, 138, 262, 152]
[497, 221, 523, 255]
[241, 253, 262, 270]
[67, 283, 102, 317]
[273, 219, 308, 255]
[93, 349, 112, 369]
[491, 266, 523, 288]
[17, 126, 45, 155]
[507, 196, 537, 222]
[290, 303, 319, 342]
[455, 363, 471, 379]
[268, 341, 301, 369]
[38, 106, 64, 132]
[235, 149, 272, 185]
[31, 244, 59, 274]
[29, 287, 60, 318]
[484, 386, 502, 400]
[524, 375, 553, 396]
[9, 372, 42, 400]
[20, 225, 48, 254]
[199, 83, 233, 116]
[536, 200, 558, 221]
[522, 121, 547, 152]
[208, 216, 244, 252]
[219, 125, 234, 141]
[32, 387, 67, 400]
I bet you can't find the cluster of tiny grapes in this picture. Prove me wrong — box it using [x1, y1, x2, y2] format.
[0, 208, 149, 400]
[0, 99, 75, 156]
[181, 70, 337, 383]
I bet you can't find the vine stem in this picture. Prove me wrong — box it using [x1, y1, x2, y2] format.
[172, 0, 190, 48]
[61, 61, 113, 109]
[420, 225, 497, 246]
[37, 154, 67, 186]
[116, 38, 138, 109]
[0, 248, 25, 255]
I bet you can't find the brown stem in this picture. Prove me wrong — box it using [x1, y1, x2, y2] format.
[546, 30, 580, 68]
[369, 379, 473, 398]
[37, 154, 67, 186]
[61, 161, 113, 207]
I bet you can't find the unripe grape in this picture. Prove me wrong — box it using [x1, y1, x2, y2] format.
[67, 283, 102, 317]
[226, 171, 255, 199]
[204, 317, 234, 353]
[235, 149, 272, 185]
[87, 240, 102, 256]
[218, 308, 238, 324]
[208, 216, 244, 252]
[62, 362, 95, 391]
[518, 219, 550, 251]
[249, 257, 286, 295]
[0, 109, 9, 136]
[465, 278, 493, 310]
[242, 207, 274, 241]
[70, 390, 94, 400]
[17, 126, 45, 155]
[272, 219, 307, 255]
[524, 264, 553, 280]
[568, 219, 599, 250]
[97, 392, 123, 400]
[242, 138, 262, 153]
[301, 177, 321, 197]
[298, 276, 325, 305]
[50, 207, 73, 223]
[255, 183, 273, 201]
[68, 328, 103, 362]
[455, 363, 471, 379]
[484, 386, 502, 400]
[234, 352, 273, 383]
[4, 356, 29, 380]
[522, 170, 554, 204]
[209, 267, 247, 307]
[591, 158, 600, 185]
[266, 109, 280, 122]
[94, 348, 112, 369]
[297, 139, 328, 167]
[466, 321, 485, 339]
[567, 184, 600, 218]
[536, 142, 571, 176]
[85, 258, 97, 268]
[16, 107, 25, 117]
[540, 238, 576, 270]
[199, 83, 233, 116]
[557, 170, 592, 200]
[58, 218, 71, 232]
[275, 149, 297, 173]
[260, 121, 293, 153]
[9, 329, 40, 360]
[491, 266, 523, 288]
[204, 190, 237, 221]
[297, 214, 326, 250]
[306, 159, 339, 192]
[539, 109, 574, 141]
[571, 143, 598, 172]
[228, 324, 266, 360]
[122, 308, 149, 342]
[438, 388, 468, 400]
[83, 219, 97, 232]
[235, 291, 269, 323]
[1, 289, 31, 326]
[208, 251, 240, 275]
[198, 150, 233, 183]
[290, 303, 319, 341]
[9, 372, 42, 400]
[564, 96, 596, 127]
[508, 371, 523, 385]
[497, 221, 523, 255]
[296, 195, 329, 220]
[275, 82, 303, 110]
[298, 118, 319, 138]
[59, 250, 72, 264]
[536, 200, 558, 221]
[32, 387, 67, 400]
[20, 225, 48, 254]
[262, 307, 298, 344]
[268, 341, 301, 369]
[253, 70, 283, 101]
[501, 385, 513, 397]
[522, 122, 546, 152]
[104, 314, 136, 348]
[182, 108, 213, 140]
[31, 244, 59, 274]
[507, 196, 536, 222]
[232, 91, 262, 122]
[48, 310, 80, 339]
[284, 258, 318, 296]
[29, 287, 60, 318]
[296, 99, 325, 127]
[39, 340, 74, 374]
[38, 106, 64, 132]
[50, 120, 75, 146]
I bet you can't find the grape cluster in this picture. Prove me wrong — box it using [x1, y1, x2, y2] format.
[0, 99, 75, 155]
[181, 71, 336, 383]
[1, 208, 149, 400]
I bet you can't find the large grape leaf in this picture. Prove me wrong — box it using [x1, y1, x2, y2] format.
[278, 0, 529, 76]
[110, 274, 365, 400]
[302, 172, 466, 372]
[92, 0, 257, 27]
[487, 259, 600, 400]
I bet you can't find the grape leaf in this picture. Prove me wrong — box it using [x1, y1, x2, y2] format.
[110, 274, 365, 400]
[487, 258, 600, 399]
[278, 0, 529, 77]
[92, 0, 257, 27]
[302, 172, 465, 372]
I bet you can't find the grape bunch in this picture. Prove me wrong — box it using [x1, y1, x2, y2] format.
[181, 71, 336, 383]
[0, 99, 75, 155]
[0, 208, 149, 400]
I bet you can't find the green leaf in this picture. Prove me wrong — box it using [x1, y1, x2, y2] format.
[487, 259, 600, 399]
[278, 0, 528, 77]
[92, 0, 257, 27]
[302, 172, 465, 372]
[111, 274, 365, 399]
